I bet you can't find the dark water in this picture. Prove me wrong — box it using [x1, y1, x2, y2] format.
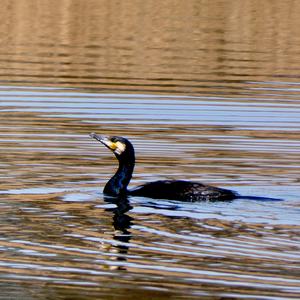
[0, 1, 300, 299]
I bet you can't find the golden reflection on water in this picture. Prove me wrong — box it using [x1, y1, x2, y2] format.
[0, 0, 300, 92]
[0, 1, 300, 299]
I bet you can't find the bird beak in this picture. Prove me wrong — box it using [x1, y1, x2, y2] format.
[90, 132, 106, 143]
[90, 132, 111, 147]
[89, 133, 117, 151]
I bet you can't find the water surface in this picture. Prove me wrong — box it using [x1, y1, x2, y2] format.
[0, 1, 300, 299]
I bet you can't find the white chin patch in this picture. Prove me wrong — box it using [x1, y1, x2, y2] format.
[114, 141, 126, 155]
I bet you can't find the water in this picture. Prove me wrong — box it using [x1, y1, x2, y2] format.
[0, 1, 300, 299]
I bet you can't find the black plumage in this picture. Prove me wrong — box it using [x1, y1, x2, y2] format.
[90, 133, 237, 202]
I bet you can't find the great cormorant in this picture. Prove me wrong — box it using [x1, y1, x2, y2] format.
[90, 133, 238, 201]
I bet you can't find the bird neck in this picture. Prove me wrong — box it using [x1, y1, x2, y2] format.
[104, 156, 135, 196]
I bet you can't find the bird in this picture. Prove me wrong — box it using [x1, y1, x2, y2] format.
[90, 133, 282, 202]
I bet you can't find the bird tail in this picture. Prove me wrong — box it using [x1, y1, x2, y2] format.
[235, 195, 283, 202]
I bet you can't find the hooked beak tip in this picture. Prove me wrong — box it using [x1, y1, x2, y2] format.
[89, 133, 110, 146]
[89, 133, 103, 142]
[89, 132, 96, 139]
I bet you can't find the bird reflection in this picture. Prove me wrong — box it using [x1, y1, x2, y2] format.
[103, 195, 133, 270]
